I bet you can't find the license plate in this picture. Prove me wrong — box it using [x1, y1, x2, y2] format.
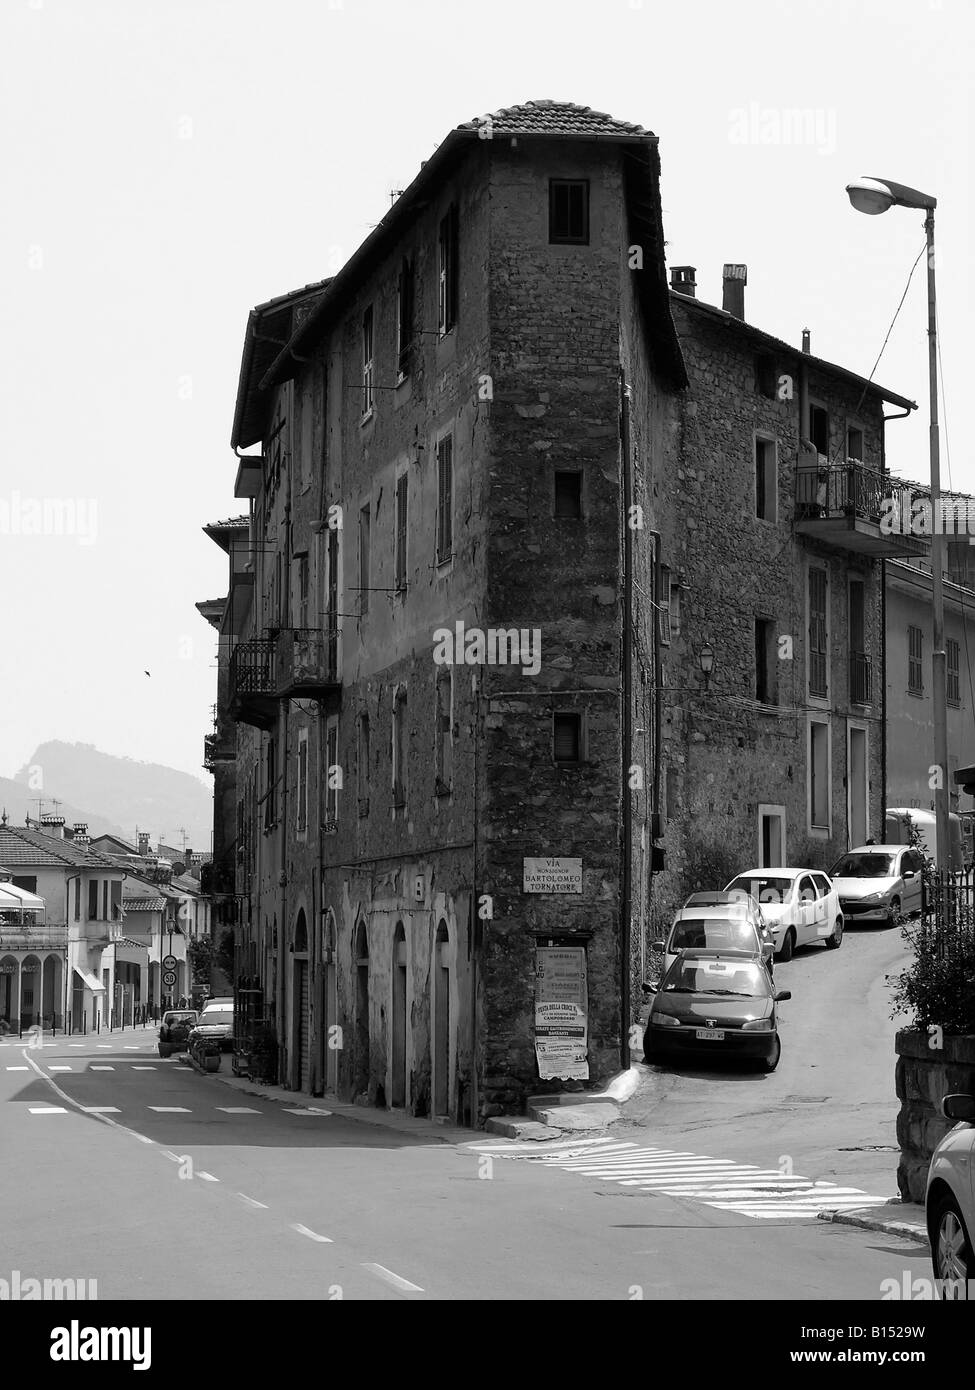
[695, 1029, 725, 1041]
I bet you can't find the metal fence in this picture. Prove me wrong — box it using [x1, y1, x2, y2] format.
[919, 867, 975, 953]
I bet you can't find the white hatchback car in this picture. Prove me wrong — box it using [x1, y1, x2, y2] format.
[926, 1092, 975, 1296]
[725, 869, 843, 961]
[828, 845, 924, 927]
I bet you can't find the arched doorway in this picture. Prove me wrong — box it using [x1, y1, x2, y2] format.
[20, 955, 40, 1029]
[293, 909, 310, 1092]
[353, 920, 370, 1100]
[42, 955, 61, 1029]
[320, 911, 338, 1094]
[0, 955, 17, 1027]
[433, 921, 450, 1117]
[391, 922, 407, 1108]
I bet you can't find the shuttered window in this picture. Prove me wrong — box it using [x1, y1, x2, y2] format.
[436, 435, 453, 564]
[397, 258, 414, 378]
[947, 638, 960, 706]
[438, 205, 458, 335]
[808, 568, 828, 697]
[908, 625, 924, 694]
[395, 473, 408, 591]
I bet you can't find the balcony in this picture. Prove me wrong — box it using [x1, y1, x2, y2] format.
[0, 925, 67, 952]
[203, 708, 236, 770]
[273, 627, 340, 701]
[228, 636, 277, 729]
[849, 651, 872, 705]
[795, 454, 931, 558]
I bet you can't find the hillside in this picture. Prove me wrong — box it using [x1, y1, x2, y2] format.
[13, 742, 213, 852]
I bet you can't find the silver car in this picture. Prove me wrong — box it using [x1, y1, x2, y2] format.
[926, 1092, 975, 1296]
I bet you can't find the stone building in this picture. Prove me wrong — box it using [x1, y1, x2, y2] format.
[202, 99, 929, 1122]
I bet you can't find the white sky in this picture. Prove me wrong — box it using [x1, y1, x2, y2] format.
[0, 0, 970, 781]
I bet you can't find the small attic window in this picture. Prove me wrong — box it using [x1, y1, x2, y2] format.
[549, 180, 589, 245]
[754, 353, 777, 398]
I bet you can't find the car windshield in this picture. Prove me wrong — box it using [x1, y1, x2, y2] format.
[830, 853, 896, 878]
[662, 958, 769, 998]
[670, 918, 757, 951]
[197, 1011, 232, 1026]
[729, 875, 792, 904]
[164, 1013, 196, 1024]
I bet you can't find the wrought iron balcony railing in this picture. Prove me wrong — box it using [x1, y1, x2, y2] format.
[229, 637, 275, 697]
[795, 457, 930, 559]
[273, 626, 339, 698]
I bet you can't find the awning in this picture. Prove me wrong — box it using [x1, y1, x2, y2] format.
[0, 883, 45, 911]
[73, 967, 105, 994]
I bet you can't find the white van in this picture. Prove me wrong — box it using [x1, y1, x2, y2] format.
[885, 808, 967, 872]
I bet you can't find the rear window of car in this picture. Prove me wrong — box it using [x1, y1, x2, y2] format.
[198, 1010, 232, 1026]
[164, 1012, 196, 1024]
[670, 918, 758, 950]
[729, 875, 792, 904]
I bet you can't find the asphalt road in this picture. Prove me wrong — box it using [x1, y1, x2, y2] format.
[1, 922, 929, 1301]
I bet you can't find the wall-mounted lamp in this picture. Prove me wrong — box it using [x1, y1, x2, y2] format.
[699, 643, 715, 690]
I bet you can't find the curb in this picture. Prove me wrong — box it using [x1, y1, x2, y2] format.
[816, 1207, 929, 1248]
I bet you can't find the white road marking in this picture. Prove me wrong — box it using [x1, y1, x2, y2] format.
[291, 1223, 333, 1243]
[363, 1263, 424, 1293]
[69, 1043, 84, 1048]
[149, 1106, 190, 1112]
[29, 1106, 67, 1114]
[81, 1106, 120, 1113]
[90, 1066, 114, 1071]
[132, 1066, 156, 1070]
[282, 1107, 333, 1116]
[96, 1045, 112, 1049]
[47, 1065, 73, 1071]
[236, 1193, 268, 1209]
[6, 1066, 29, 1071]
[123, 1046, 140, 1050]
[198, 1172, 219, 1182]
[470, 1139, 892, 1219]
[216, 1107, 262, 1114]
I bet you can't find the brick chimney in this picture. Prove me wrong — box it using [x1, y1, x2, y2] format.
[722, 263, 747, 319]
[74, 834, 91, 853]
[670, 265, 697, 298]
[40, 814, 66, 839]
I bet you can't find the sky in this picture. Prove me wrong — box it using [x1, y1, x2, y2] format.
[0, 0, 971, 782]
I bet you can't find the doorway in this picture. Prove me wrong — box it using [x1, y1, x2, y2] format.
[353, 921, 370, 1099]
[758, 805, 786, 867]
[848, 725, 869, 848]
[391, 923, 407, 1108]
[433, 922, 450, 1117]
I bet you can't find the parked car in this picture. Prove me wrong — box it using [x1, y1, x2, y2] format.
[925, 1092, 975, 1294]
[187, 1001, 234, 1052]
[828, 845, 924, 927]
[648, 893, 774, 987]
[157, 1009, 198, 1058]
[643, 949, 791, 1073]
[725, 868, 843, 960]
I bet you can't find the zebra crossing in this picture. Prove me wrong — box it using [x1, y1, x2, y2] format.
[468, 1135, 893, 1220]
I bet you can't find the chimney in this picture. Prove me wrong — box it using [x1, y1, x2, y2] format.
[40, 814, 66, 839]
[670, 265, 697, 298]
[73, 822, 88, 836]
[74, 834, 91, 853]
[802, 328, 811, 354]
[722, 263, 747, 319]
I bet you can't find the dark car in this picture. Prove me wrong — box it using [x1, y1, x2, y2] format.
[643, 949, 791, 1073]
[158, 1009, 198, 1058]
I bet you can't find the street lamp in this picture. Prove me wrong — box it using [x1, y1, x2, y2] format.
[699, 643, 715, 691]
[846, 175, 948, 873]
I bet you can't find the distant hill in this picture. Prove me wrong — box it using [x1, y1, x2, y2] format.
[0, 775, 130, 842]
[13, 742, 213, 852]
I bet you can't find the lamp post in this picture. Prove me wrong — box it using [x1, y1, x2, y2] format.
[846, 176, 948, 873]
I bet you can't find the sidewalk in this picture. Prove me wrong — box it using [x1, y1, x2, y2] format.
[816, 1199, 929, 1248]
[207, 1063, 474, 1146]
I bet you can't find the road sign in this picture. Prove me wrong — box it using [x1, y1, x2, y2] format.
[162, 970, 177, 987]
[162, 955, 177, 970]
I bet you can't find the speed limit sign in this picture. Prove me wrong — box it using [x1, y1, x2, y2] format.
[162, 970, 177, 987]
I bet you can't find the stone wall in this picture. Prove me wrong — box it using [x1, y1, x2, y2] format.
[895, 1027, 975, 1202]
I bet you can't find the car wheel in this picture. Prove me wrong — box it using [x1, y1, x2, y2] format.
[776, 928, 795, 963]
[885, 897, 901, 929]
[931, 1194, 972, 1294]
[758, 1036, 781, 1073]
[825, 917, 843, 950]
[157, 1043, 172, 1058]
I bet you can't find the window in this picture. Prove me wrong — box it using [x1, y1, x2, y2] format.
[947, 637, 960, 706]
[299, 377, 313, 489]
[808, 568, 828, 698]
[847, 426, 864, 462]
[436, 434, 453, 564]
[103, 880, 109, 920]
[362, 305, 374, 418]
[658, 566, 673, 646]
[324, 526, 339, 676]
[264, 735, 277, 831]
[435, 668, 453, 794]
[668, 578, 682, 639]
[549, 179, 590, 244]
[325, 719, 339, 825]
[11, 875, 36, 894]
[88, 879, 99, 920]
[809, 404, 830, 456]
[908, 625, 924, 695]
[110, 880, 121, 921]
[665, 765, 679, 822]
[396, 258, 414, 378]
[395, 473, 408, 592]
[755, 618, 776, 705]
[754, 353, 777, 398]
[357, 712, 370, 816]
[296, 553, 309, 628]
[754, 437, 777, 521]
[438, 204, 458, 336]
[358, 505, 371, 617]
[554, 470, 582, 519]
[74, 879, 80, 922]
[296, 731, 308, 834]
[849, 579, 870, 703]
[553, 712, 582, 763]
[392, 690, 407, 807]
[809, 720, 830, 830]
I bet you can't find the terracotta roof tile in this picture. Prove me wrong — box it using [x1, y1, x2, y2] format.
[459, 99, 653, 140]
[0, 826, 121, 869]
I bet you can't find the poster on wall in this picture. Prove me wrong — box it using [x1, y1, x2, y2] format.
[534, 945, 589, 1081]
